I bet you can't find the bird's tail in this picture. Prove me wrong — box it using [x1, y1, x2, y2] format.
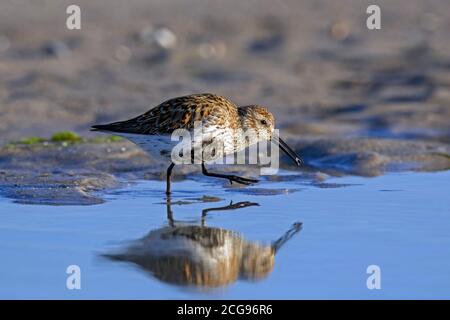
[90, 124, 112, 132]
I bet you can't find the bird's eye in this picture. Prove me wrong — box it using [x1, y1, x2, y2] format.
[260, 120, 268, 125]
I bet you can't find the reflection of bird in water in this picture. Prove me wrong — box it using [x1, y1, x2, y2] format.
[102, 200, 302, 288]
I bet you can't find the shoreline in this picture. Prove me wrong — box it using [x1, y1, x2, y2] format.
[1, 135, 448, 205]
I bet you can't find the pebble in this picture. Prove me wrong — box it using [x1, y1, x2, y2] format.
[330, 21, 350, 42]
[153, 27, 177, 49]
[139, 25, 177, 49]
[42, 40, 71, 58]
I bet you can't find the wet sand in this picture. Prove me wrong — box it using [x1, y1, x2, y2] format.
[0, 0, 449, 204]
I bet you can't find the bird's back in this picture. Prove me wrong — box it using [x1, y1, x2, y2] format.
[92, 93, 239, 135]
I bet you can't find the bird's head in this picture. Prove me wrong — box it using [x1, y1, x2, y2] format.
[239, 105, 275, 142]
[238, 105, 303, 167]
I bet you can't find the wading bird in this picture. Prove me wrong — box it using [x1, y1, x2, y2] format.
[92, 93, 302, 194]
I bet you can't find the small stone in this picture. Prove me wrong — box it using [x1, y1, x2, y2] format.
[153, 27, 177, 49]
[139, 25, 177, 49]
[330, 21, 350, 41]
[42, 40, 71, 58]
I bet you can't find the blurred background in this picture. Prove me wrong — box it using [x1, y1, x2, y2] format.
[1, 1, 450, 298]
[0, 0, 449, 144]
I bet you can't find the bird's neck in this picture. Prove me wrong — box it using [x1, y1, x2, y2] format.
[232, 126, 261, 149]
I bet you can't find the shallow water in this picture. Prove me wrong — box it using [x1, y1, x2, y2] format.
[0, 170, 449, 299]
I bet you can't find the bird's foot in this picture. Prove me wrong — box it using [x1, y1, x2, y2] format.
[227, 175, 259, 185]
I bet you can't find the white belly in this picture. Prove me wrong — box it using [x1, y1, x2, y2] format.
[115, 133, 176, 161]
[115, 129, 238, 164]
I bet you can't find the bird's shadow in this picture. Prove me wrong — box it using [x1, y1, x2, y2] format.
[100, 198, 302, 289]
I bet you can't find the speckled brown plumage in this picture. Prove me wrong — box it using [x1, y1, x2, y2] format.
[92, 93, 244, 134]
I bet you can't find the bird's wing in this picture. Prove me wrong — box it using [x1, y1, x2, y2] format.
[91, 93, 238, 135]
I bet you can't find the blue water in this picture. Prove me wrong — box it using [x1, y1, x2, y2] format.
[0, 171, 449, 299]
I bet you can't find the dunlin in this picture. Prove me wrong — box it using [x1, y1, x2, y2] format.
[92, 93, 302, 194]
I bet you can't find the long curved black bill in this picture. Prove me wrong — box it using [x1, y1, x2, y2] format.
[273, 136, 303, 166]
[272, 222, 302, 254]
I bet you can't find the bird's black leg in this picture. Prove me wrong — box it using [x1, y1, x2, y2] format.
[165, 197, 175, 227]
[201, 201, 259, 226]
[201, 162, 259, 186]
[166, 162, 175, 195]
